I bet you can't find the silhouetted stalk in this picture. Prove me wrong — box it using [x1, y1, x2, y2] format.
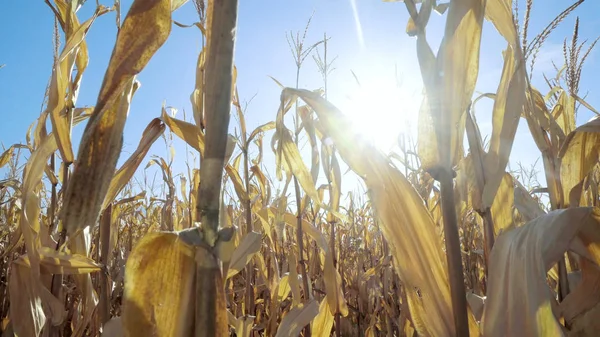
[438, 168, 470, 337]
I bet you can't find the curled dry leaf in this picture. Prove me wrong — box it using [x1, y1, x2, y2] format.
[482, 207, 600, 336]
[559, 117, 600, 208]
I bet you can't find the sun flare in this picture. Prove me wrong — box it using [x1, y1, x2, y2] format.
[338, 76, 422, 152]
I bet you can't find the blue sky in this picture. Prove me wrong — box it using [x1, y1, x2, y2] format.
[1, 0, 599, 199]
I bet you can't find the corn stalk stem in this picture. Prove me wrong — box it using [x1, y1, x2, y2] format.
[98, 204, 112, 325]
[196, 0, 238, 247]
[243, 148, 254, 315]
[194, 0, 238, 335]
[438, 168, 469, 337]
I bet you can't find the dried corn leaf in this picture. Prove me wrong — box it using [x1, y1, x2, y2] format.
[0, 146, 15, 168]
[285, 88, 480, 336]
[233, 315, 254, 337]
[559, 117, 600, 208]
[482, 46, 526, 208]
[226, 231, 262, 279]
[484, 0, 519, 47]
[122, 232, 196, 337]
[275, 299, 319, 337]
[103, 118, 165, 209]
[63, 0, 171, 236]
[482, 207, 600, 336]
[490, 173, 515, 236]
[311, 299, 334, 337]
[419, 0, 485, 172]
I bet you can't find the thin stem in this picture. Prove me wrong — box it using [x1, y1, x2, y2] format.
[438, 168, 470, 337]
[243, 146, 254, 315]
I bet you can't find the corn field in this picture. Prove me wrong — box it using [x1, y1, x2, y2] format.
[2, 0, 600, 336]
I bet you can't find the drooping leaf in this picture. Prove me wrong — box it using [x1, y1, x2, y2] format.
[275, 300, 319, 337]
[559, 117, 600, 208]
[226, 232, 262, 279]
[481, 207, 600, 336]
[311, 299, 334, 337]
[103, 118, 165, 209]
[63, 0, 171, 236]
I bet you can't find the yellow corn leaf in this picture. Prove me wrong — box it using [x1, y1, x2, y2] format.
[225, 164, 248, 202]
[171, 0, 188, 11]
[162, 105, 206, 154]
[419, 0, 485, 172]
[50, 5, 109, 165]
[280, 130, 321, 204]
[103, 118, 165, 209]
[481, 207, 600, 336]
[559, 117, 600, 207]
[63, 0, 171, 236]
[122, 232, 196, 337]
[0, 146, 15, 168]
[277, 274, 292, 302]
[288, 248, 301, 307]
[284, 88, 480, 336]
[9, 262, 49, 337]
[555, 90, 577, 136]
[248, 121, 276, 144]
[311, 299, 334, 337]
[63, 78, 137, 236]
[233, 315, 254, 337]
[484, 0, 519, 47]
[274, 299, 319, 337]
[226, 232, 262, 279]
[482, 45, 526, 208]
[324, 245, 348, 316]
[191, 49, 206, 128]
[490, 173, 515, 236]
[36, 246, 101, 274]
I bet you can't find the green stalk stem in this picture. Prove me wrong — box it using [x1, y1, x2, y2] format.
[438, 168, 470, 337]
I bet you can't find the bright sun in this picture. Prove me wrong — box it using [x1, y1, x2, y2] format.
[338, 76, 422, 153]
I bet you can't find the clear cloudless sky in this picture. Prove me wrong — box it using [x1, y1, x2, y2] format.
[1, 0, 600, 198]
